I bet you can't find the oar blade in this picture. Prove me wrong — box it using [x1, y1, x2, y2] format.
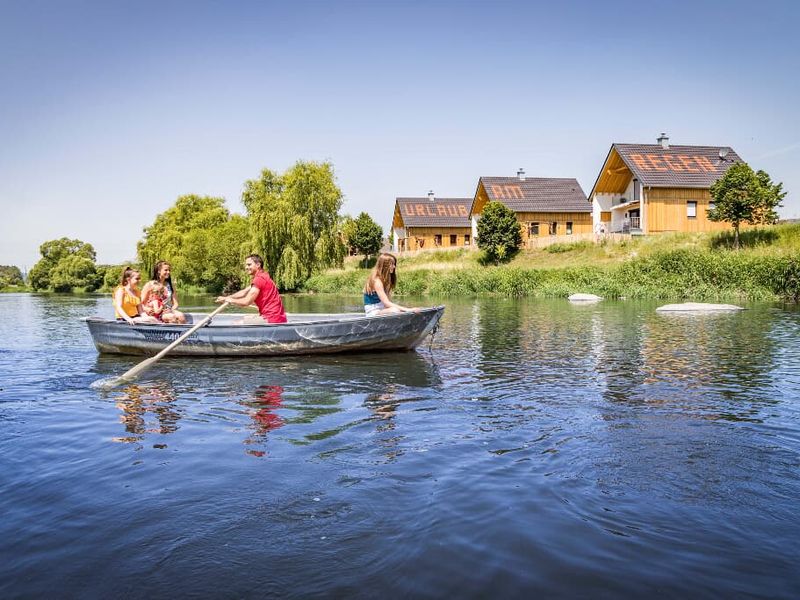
[90, 356, 158, 391]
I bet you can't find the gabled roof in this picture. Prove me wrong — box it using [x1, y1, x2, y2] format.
[395, 198, 472, 228]
[591, 143, 743, 196]
[479, 177, 590, 213]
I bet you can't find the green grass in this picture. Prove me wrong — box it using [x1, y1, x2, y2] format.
[304, 224, 800, 302]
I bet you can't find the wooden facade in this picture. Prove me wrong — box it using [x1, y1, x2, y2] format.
[395, 226, 472, 251]
[472, 175, 592, 243]
[392, 197, 473, 252]
[588, 139, 744, 235]
[515, 211, 593, 241]
[645, 188, 729, 234]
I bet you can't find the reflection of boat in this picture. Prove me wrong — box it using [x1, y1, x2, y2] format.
[85, 307, 444, 357]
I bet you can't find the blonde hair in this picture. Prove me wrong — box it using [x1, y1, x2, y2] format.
[365, 253, 397, 295]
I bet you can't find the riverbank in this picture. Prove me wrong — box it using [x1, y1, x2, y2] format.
[304, 225, 800, 302]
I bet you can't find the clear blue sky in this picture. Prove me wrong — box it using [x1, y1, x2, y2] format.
[2, 0, 798, 270]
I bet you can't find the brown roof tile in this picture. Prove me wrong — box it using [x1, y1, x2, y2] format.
[395, 198, 472, 227]
[480, 177, 590, 212]
[614, 144, 742, 188]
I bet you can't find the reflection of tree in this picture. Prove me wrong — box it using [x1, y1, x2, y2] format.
[637, 310, 778, 422]
[112, 383, 180, 444]
[477, 298, 523, 378]
[241, 385, 285, 457]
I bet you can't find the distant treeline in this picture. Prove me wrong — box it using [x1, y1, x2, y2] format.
[13, 161, 385, 294]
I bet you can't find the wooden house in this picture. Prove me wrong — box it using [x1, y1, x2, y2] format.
[471, 170, 592, 243]
[391, 193, 473, 252]
[588, 134, 742, 235]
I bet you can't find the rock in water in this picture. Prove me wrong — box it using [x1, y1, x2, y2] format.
[656, 302, 743, 312]
[568, 293, 603, 303]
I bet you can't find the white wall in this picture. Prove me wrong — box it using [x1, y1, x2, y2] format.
[392, 228, 405, 250]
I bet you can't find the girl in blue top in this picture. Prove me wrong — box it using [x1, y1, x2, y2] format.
[363, 253, 417, 316]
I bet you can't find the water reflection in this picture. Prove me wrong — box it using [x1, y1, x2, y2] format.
[96, 351, 442, 456]
[241, 384, 285, 457]
[112, 382, 180, 444]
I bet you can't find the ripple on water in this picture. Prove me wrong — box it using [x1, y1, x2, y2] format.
[1, 296, 800, 597]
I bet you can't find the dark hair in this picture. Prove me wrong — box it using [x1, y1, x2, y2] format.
[152, 261, 174, 291]
[246, 254, 263, 268]
[120, 266, 139, 286]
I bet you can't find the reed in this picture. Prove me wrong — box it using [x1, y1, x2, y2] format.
[304, 246, 800, 302]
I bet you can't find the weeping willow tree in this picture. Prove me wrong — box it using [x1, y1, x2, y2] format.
[242, 161, 347, 290]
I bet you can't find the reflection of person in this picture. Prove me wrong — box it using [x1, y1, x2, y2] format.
[113, 383, 180, 443]
[113, 267, 159, 325]
[363, 253, 418, 316]
[141, 261, 186, 324]
[242, 385, 285, 456]
[215, 254, 287, 324]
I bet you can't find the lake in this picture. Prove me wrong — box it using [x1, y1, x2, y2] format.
[1, 293, 799, 598]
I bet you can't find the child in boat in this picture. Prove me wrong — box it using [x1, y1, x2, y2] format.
[143, 281, 168, 322]
[363, 253, 418, 316]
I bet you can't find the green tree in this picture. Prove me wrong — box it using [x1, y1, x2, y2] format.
[476, 201, 522, 264]
[137, 195, 230, 282]
[28, 238, 98, 291]
[349, 212, 383, 262]
[182, 215, 251, 293]
[709, 163, 785, 249]
[49, 255, 98, 292]
[242, 161, 347, 290]
[0, 265, 24, 289]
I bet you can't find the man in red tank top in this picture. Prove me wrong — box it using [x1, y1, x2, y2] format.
[216, 254, 287, 324]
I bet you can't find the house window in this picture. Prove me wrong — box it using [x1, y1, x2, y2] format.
[464, 234, 470, 245]
[708, 201, 716, 214]
[529, 222, 539, 236]
[687, 201, 697, 218]
[633, 178, 640, 202]
[434, 234, 442, 246]
[566, 222, 573, 235]
[450, 234, 457, 245]
[550, 222, 558, 235]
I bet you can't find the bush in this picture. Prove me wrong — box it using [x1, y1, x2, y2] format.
[476, 202, 522, 264]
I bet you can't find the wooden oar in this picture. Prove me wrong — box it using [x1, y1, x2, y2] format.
[93, 302, 230, 391]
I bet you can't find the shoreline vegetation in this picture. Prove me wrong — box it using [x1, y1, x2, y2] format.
[5, 225, 800, 302]
[304, 225, 800, 302]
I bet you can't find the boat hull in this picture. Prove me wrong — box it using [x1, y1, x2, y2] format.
[85, 306, 444, 356]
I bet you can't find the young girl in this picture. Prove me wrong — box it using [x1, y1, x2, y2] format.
[141, 261, 186, 324]
[113, 267, 159, 325]
[363, 253, 417, 316]
[142, 281, 167, 322]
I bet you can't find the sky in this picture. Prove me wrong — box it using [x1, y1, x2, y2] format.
[1, 0, 799, 270]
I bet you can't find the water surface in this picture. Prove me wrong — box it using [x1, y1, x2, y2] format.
[1, 294, 799, 598]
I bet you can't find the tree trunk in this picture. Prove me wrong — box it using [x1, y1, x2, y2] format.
[734, 225, 740, 250]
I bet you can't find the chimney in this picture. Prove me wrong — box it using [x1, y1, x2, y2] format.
[657, 132, 669, 149]
[428, 190, 435, 202]
[517, 168, 526, 181]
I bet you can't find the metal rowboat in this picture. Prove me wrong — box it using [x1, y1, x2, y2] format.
[85, 306, 444, 357]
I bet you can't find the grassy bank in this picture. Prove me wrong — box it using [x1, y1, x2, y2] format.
[303, 225, 800, 302]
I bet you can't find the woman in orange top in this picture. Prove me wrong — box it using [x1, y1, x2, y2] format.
[113, 267, 159, 325]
